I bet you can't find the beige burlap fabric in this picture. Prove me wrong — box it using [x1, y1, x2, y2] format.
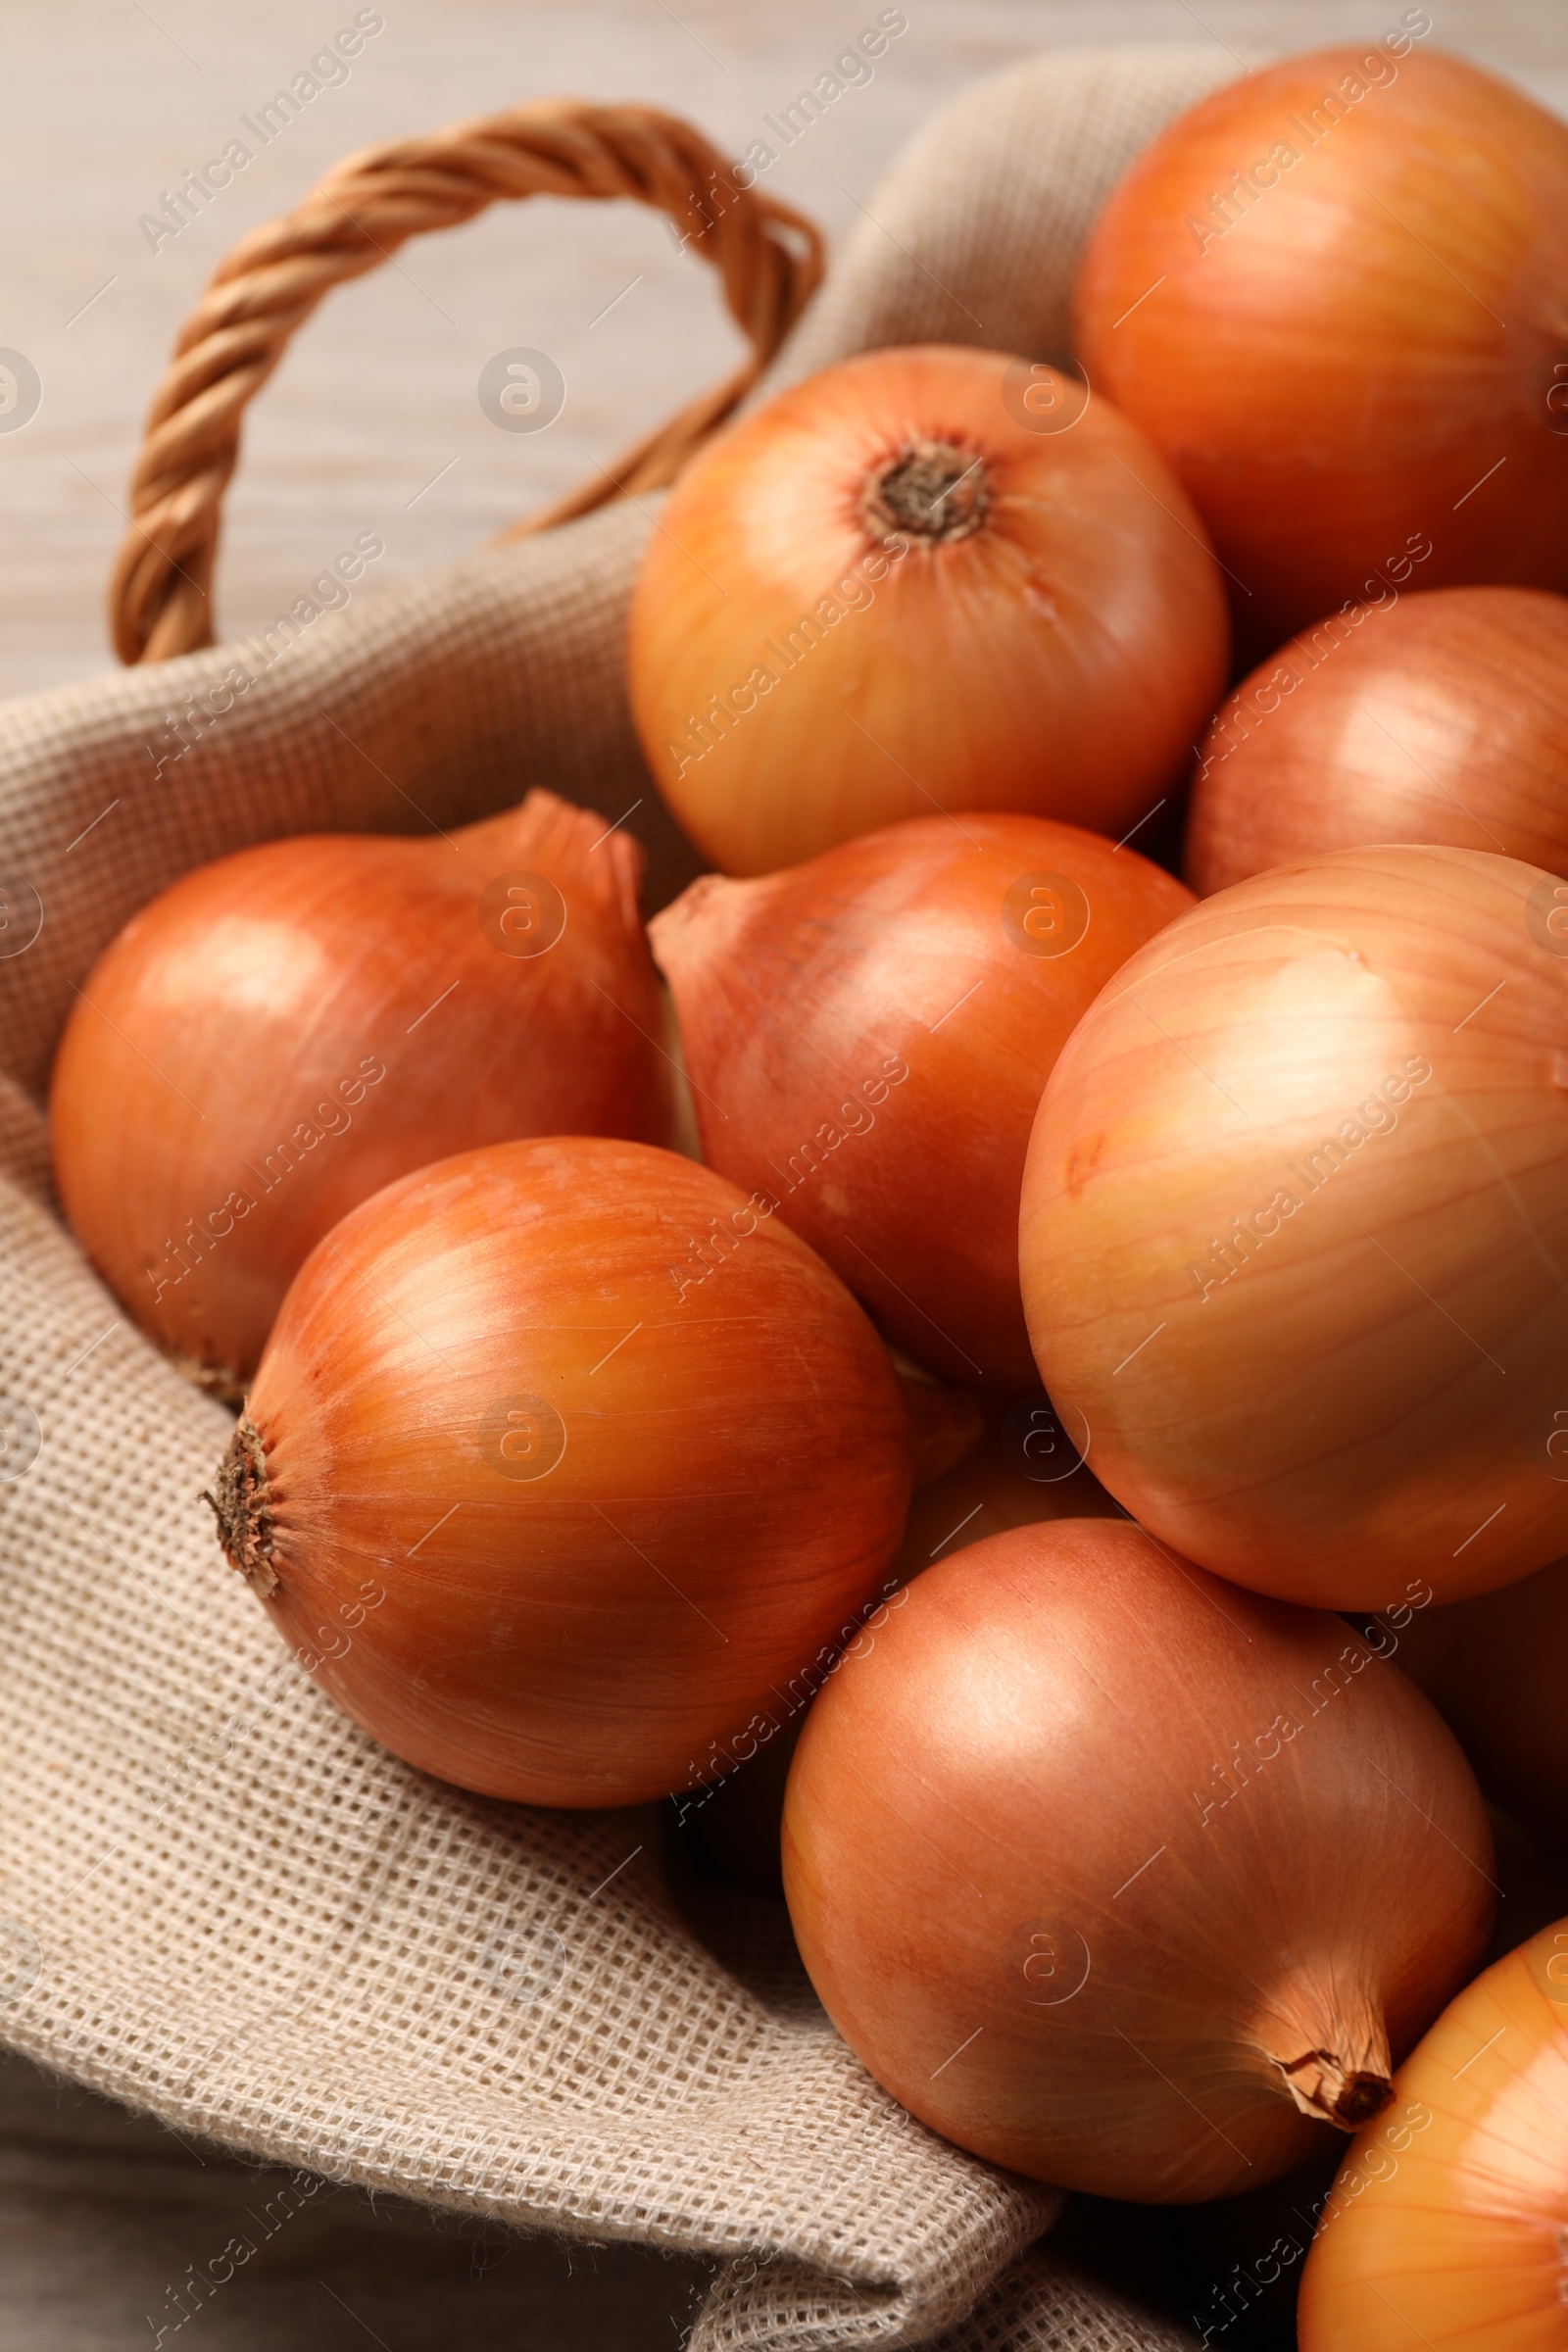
[0, 46, 1230, 2350]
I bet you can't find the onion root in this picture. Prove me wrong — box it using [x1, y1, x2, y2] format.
[204, 1413, 277, 1598]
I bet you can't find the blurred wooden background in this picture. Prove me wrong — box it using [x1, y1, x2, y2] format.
[2, 3, 1565, 2345]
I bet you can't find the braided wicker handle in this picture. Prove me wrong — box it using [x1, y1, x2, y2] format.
[110, 99, 824, 664]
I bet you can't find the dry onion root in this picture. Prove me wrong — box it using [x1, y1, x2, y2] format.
[1021, 844, 1568, 1607]
[211, 1136, 913, 1808]
[50, 791, 673, 1392]
[782, 1517, 1493, 2202]
[627, 343, 1228, 875]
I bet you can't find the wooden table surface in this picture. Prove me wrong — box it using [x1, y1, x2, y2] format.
[3, 5, 1566, 2346]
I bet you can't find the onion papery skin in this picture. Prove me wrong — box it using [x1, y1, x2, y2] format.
[1020, 844, 1568, 1607]
[1074, 46, 1568, 654]
[651, 813, 1192, 1388]
[220, 1137, 912, 1809]
[1298, 1918, 1568, 2350]
[50, 792, 673, 1391]
[1393, 1554, 1568, 1863]
[781, 1517, 1494, 2203]
[1186, 587, 1568, 897]
[626, 344, 1229, 876]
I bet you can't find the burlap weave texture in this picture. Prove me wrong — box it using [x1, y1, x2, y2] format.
[0, 46, 1230, 2349]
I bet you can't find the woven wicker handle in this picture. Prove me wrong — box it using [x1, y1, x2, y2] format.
[110, 98, 824, 665]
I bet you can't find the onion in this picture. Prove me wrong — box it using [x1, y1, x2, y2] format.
[51, 792, 673, 1392]
[208, 1136, 912, 1808]
[1186, 587, 1568, 896]
[1390, 1553, 1568, 1861]
[626, 344, 1229, 875]
[782, 1516, 1493, 2202]
[651, 813, 1191, 1387]
[1020, 844, 1568, 1607]
[1074, 44, 1568, 652]
[1298, 1915, 1568, 2348]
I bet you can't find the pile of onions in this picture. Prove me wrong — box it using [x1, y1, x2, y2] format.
[1298, 1916, 1568, 2347]
[1074, 45, 1568, 651]
[50, 792, 672, 1390]
[626, 344, 1228, 875]
[1020, 844, 1568, 1608]
[651, 812, 1191, 1387]
[782, 1516, 1493, 2202]
[211, 1136, 912, 1808]
[1392, 1551, 1568, 1860]
[104, 43, 1568, 2292]
[1186, 587, 1568, 896]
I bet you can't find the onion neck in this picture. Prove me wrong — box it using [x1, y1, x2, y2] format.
[860, 440, 989, 545]
[1255, 1973, 1394, 2132]
[202, 1412, 278, 1598]
[648, 871, 772, 1004]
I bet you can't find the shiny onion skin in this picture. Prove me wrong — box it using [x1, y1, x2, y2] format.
[1298, 1918, 1568, 2349]
[50, 793, 672, 1392]
[781, 1518, 1493, 2202]
[1186, 587, 1568, 897]
[1074, 46, 1568, 652]
[651, 814, 1192, 1388]
[210, 1138, 912, 1808]
[1021, 845, 1568, 1608]
[626, 344, 1229, 875]
[1393, 1554, 1568, 1862]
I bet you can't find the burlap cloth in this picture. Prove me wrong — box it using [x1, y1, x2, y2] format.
[0, 46, 1231, 2350]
